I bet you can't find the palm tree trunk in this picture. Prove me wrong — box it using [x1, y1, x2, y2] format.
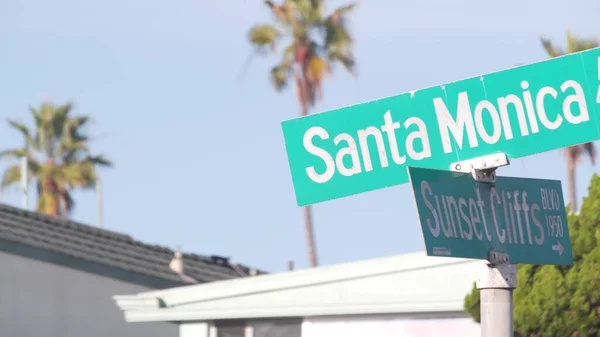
[567, 158, 577, 213]
[303, 205, 318, 267]
[296, 71, 319, 267]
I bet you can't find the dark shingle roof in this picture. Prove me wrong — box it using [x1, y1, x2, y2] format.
[0, 203, 265, 286]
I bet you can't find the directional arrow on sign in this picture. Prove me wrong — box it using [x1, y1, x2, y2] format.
[552, 241, 565, 256]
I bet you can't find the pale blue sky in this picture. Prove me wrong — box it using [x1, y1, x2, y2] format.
[0, 0, 598, 272]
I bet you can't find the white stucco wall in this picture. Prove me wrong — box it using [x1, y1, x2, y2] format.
[302, 315, 480, 337]
[180, 322, 209, 337]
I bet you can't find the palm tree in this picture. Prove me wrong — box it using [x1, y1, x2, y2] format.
[247, 0, 358, 267]
[540, 32, 599, 213]
[0, 101, 112, 217]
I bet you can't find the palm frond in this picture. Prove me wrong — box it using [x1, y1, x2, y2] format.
[46, 155, 107, 192]
[324, 19, 352, 46]
[37, 102, 58, 156]
[29, 106, 42, 127]
[582, 142, 596, 165]
[309, 0, 322, 7]
[52, 103, 73, 140]
[60, 139, 90, 152]
[7, 119, 34, 146]
[27, 158, 42, 176]
[62, 116, 93, 148]
[541, 33, 598, 58]
[310, 0, 323, 22]
[296, 0, 322, 25]
[270, 65, 291, 91]
[540, 37, 563, 57]
[59, 189, 75, 216]
[28, 107, 42, 150]
[330, 2, 357, 17]
[282, 42, 296, 67]
[54, 163, 93, 189]
[248, 24, 280, 52]
[0, 148, 28, 160]
[565, 143, 596, 166]
[58, 125, 92, 161]
[66, 115, 92, 131]
[323, 14, 355, 75]
[566, 32, 579, 54]
[265, 0, 297, 25]
[577, 39, 599, 52]
[53, 102, 74, 120]
[566, 32, 598, 53]
[83, 154, 113, 167]
[290, 0, 316, 23]
[324, 3, 354, 49]
[328, 49, 356, 75]
[1, 165, 22, 189]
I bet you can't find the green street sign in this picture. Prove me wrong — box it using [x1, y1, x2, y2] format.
[281, 47, 600, 206]
[407, 166, 573, 265]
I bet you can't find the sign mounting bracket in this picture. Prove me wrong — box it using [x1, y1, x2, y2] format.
[449, 152, 510, 184]
[449, 152, 514, 337]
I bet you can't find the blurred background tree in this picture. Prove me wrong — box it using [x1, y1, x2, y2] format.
[246, 0, 358, 267]
[465, 173, 600, 337]
[465, 35, 600, 333]
[0, 101, 112, 217]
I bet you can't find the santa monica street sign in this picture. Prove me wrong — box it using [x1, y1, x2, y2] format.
[407, 166, 573, 265]
[281, 47, 600, 206]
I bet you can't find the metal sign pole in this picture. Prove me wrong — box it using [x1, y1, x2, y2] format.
[478, 251, 516, 337]
[450, 153, 515, 337]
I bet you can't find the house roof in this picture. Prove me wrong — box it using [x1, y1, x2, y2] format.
[0, 203, 263, 288]
[114, 251, 483, 322]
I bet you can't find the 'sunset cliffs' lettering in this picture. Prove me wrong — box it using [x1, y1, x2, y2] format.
[420, 180, 546, 247]
[302, 79, 589, 184]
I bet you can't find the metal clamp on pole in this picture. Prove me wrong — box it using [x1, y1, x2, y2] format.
[450, 153, 515, 337]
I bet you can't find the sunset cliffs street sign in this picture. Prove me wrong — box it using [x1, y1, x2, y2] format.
[407, 166, 573, 265]
[281, 47, 600, 206]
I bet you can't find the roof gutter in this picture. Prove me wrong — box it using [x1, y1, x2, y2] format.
[117, 301, 468, 323]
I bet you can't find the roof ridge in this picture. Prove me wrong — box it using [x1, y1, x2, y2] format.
[0, 203, 133, 241]
[0, 203, 246, 267]
[0, 203, 265, 285]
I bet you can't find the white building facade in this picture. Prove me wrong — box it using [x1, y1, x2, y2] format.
[114, 252, 483, 337]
